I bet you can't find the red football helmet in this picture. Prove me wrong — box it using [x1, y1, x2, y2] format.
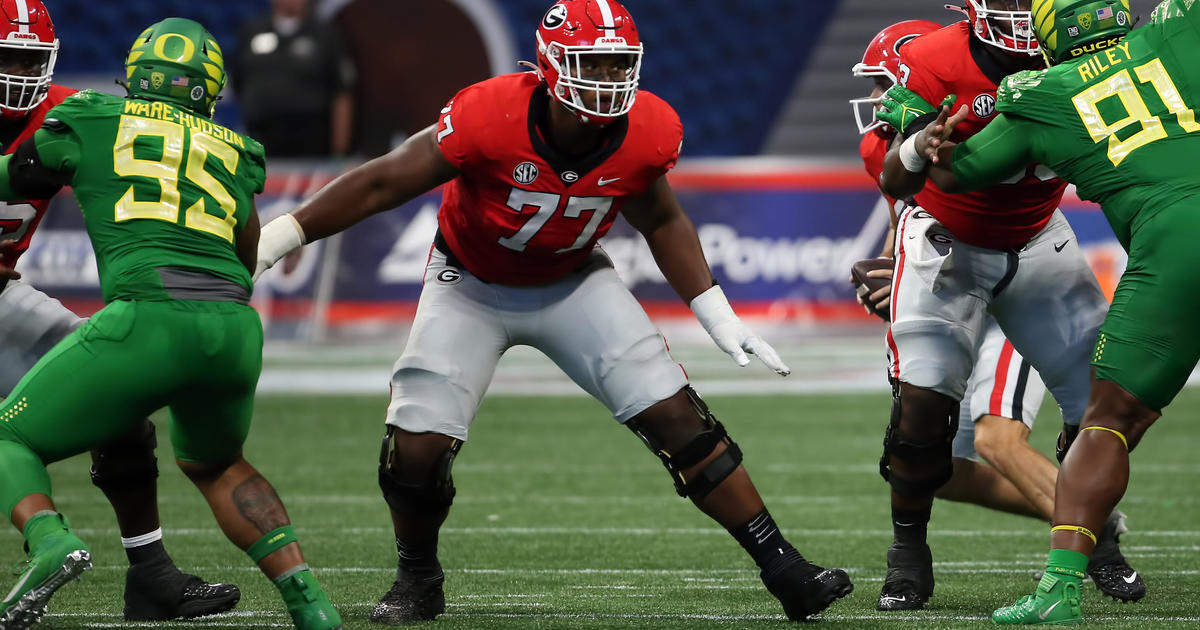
[0, 0, 56, 118]
[534, 0, 642, 125]
[850, 20, 941, 135]
[951, 0, 1039, 55]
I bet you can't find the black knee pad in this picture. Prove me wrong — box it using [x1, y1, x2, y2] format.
[378, 426, 462, 513]
[1056, 424, 1079, 463]
[628, 386, 744, 500]
[90, 420, 158, 491]
[879, 381, 956, 498]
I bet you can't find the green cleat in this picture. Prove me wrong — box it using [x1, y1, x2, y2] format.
[993, 573, 1082, 625]
[0, 531, 92, 629]
[276, 568, 342, 630]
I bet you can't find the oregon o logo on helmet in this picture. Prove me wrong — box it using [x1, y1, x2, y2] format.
[153, 33, 196, 63]
[972, 93, 996, 118]
[513, 162, 539, 185]
[542, 4, 567, 30]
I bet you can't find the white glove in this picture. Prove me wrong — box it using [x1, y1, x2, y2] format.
[689, 285, 791, 376]
[253, 214, 306, 281]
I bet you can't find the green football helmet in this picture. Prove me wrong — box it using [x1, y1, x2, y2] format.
[1032, 0, 1133, 65]
[124, 18, 225, 116]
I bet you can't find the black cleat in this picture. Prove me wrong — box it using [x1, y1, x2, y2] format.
[876, 541, 933, 611]
[123, 561, 240, 621]
[761, 551, 853, 621]
[1088, 509, 1146, 602]
[369, 566, 445, 624]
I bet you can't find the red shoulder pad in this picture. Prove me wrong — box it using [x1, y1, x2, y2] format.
[625, 89, 683, 174]
[896, 23, 972, 105]
[435, 73, 540, 170]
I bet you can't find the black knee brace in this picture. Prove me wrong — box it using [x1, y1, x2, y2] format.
[628, 386, 744, 500]
[378, 426, 462, 513]
[1056, 424, 1079, 463]
[90, 420, 159, 492]
[878, 382, 956, 498]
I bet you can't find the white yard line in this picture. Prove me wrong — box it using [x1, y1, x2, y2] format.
[45, 493, 1199, 508]
[69, 564, 1200, 577]
[62, 611, 1200, 626]
[258, 332, 1200, 396]
[5, 526, 1194, 538]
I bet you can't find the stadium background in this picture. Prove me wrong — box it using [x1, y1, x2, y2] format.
[6, 2, 1199, 628]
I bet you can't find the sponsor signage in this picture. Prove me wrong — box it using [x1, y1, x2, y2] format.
[19, 163, 1126, 325]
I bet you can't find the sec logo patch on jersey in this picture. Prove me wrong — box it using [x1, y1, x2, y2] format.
[513, 161, 539, 185]
[972, 93, 996, 118]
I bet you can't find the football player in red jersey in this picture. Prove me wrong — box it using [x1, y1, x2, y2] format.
[255, 0, 855, 623]
[0, 0, 240, 621]
[852, 17, 1142, 611]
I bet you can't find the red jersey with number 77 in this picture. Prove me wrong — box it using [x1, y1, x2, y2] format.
[0, 84, 77, 269]
[898, 22, 1066, 250]
[434, 72, 683, 285]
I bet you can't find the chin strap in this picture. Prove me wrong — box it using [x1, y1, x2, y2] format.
[944, 3, 968, 17]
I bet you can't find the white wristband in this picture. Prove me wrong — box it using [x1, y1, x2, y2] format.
[899, 133, 929, 173]
[689, 285, 738, 333]
[259, 214, 307, 266]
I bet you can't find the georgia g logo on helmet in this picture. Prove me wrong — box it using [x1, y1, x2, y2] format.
[542, 4, 567, 30]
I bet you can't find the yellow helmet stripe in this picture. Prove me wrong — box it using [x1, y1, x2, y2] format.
[1032, 0, 1057, 51]
[202, 63, 223, 82]
[1033, 0, 1055, 36]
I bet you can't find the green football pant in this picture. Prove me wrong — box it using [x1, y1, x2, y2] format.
[0, 299, 263, 517]
[1094, 201, 1200, 411]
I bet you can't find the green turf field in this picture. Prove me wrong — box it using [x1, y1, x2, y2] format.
[8, 389, 1198, 629]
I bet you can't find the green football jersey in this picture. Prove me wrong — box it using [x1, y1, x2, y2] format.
[988, 0, 1200, 246]
[39, 90, 265, 302]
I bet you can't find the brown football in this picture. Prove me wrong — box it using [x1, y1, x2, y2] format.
[850, 257, 895, 321]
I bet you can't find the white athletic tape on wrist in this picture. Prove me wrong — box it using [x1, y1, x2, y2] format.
[690, 285, 738, 333]
[899, 134, 929, 173]
[260, 214, 307, 266]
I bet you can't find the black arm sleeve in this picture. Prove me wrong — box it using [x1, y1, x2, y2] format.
[8, 136, 71, 200]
